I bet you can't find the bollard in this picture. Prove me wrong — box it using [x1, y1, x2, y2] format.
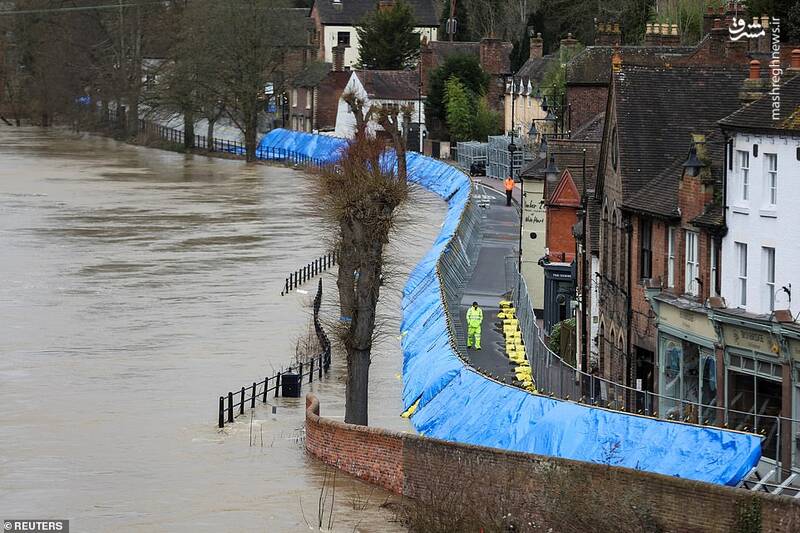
[309, 359, 314, 383]
[227, 391, 234, 423]
[251, 382, 257, 409]
[239, 387, 245, 415]
[219, 396, 225, 428]
[263, 377, 268, 402]
[275, 372, 281, 398]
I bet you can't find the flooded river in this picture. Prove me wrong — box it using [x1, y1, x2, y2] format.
[0, 128, 445, 532]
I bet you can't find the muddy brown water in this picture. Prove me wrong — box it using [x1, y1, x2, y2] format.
[0, 128, 445, 532]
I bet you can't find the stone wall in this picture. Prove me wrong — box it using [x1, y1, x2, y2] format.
[306, 394, 800, 532]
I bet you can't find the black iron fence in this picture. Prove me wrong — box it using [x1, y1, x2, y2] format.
[218, 278, 332, 428]
[135, 118, 327, 166]
[281, 251, 338, 296]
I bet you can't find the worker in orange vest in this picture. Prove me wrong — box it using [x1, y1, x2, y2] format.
[504, 176, 515, 206]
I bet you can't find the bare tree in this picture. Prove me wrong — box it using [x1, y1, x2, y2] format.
[375, 104, 412, 182]
[318, 136, 408, 426]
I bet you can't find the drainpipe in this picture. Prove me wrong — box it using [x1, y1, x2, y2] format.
[626, 215, 633, 392]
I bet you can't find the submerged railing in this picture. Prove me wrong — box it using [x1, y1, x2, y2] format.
[281, 252, 338, 296]
[217, 278, 331, 428]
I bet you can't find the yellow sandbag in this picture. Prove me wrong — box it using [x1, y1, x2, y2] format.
[401, 398, 420, 418]
[503, 318, 519, 328]
[499, 300, 513, 308]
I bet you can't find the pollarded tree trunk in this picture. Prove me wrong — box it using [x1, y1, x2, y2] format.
[206, 118, 216, 151]
[244, 102, 259, 162]
[183, 109, 195, 149]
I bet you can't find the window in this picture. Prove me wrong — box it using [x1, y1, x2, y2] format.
[306, 90, 312, 110]
[737, 150, 749, 201]
[709, 238, 718, 296]
[667, 227, 675, 288]
[763, 247, 775, 311]
[337, 31, 350, 47]
[292, 89, 298, 108]
[640, 219, 652, 279]
[765, 153, 777, 207]
[685, 231, 699, 296]
[736, 242, 748, 307]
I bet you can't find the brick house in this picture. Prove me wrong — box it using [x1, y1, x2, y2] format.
[419, 37, 512, 139]
[593, 60, 746, 398]
[287, 61, 351, 133]
[310, 0, 439, 70]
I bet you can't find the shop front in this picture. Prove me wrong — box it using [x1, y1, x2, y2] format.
[719, 321, 784, 461]
[654, 298, 719, 425]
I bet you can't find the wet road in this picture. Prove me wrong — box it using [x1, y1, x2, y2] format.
[0, 128, 444, 532]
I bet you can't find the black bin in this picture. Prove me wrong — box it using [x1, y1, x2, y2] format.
[281, 373, 302, 398]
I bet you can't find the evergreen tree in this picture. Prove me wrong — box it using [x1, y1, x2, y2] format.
[356, 1, 420, 70]
[426, 53, 489, 139]
[444, 76, 473, 141]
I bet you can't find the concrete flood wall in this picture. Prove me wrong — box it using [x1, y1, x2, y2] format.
[306, 395, 800, 532]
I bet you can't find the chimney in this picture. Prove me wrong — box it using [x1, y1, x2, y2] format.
[740, 59, 768, 105]
[529, 32, 543, 59]
[645, 23, 658, 46]
[757, 15, 771, 53]
[788, 49, 800, 78]
[709, 17, 727, 56]
[702, 6, 716, 37]
[594, 20, 621, 46]
[332, 45, 345, 72]
[559, 32, 579, 59]
[612, 48, 622, 74]
[479, 37, 512, 75]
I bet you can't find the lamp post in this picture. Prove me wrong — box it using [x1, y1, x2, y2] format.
[507, 75, 524, 272]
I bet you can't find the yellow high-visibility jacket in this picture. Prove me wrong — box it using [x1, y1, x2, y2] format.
[466, 306, 483, 326]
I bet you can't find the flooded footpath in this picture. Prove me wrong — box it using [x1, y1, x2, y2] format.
[0, 128, 445, 532]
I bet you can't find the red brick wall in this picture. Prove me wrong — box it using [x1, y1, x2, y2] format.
[305, 395, 800, 532]
[546, 207, 577, 262]
[567, 85, 607, 132]
[305, 395, 404, 494]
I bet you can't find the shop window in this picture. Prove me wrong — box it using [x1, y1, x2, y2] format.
[659, 334, 715, 423]
[640, 218, 652, 279]
[727, 354, 783, 460]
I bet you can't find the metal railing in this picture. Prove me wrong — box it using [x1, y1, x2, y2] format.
[132, 118, 328, 166]
[281, 252, 338, 296]
[509, 263, 800, 472]
[218, 278, 331, 428]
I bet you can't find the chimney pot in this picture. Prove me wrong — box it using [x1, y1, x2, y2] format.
[749, 59, 761, 80]
[713, 17, 722, 29]
[646, 23, 652, 34]
[792, 49, 800, 69]
[529, 32, 543, 59]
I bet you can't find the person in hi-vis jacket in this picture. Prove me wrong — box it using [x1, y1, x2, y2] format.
[466, 301, 483, 350]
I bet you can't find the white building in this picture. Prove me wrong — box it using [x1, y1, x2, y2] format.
[719, 77, 800, 316]
[334, 70, 424, 139]
[310, 0, 439, 70]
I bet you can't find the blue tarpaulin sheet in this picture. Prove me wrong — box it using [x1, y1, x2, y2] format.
[259, 129, 762, 486]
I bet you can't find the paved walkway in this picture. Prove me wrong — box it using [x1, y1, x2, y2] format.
[459, 179, 521, 383]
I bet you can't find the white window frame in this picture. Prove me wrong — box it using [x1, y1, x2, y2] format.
[737, 150, 750, 202]
[736, 242, 748, 307]
[292, 89, 298, 108]
[765, 153, 777, 207]
[685, 231, 699, 295]
[667, 227, 675, 288]
[306, 90, 312, 110]
[710, 239, 718, 296]
[763, 247, 775, 311]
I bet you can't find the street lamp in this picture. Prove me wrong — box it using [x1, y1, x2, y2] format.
[544, 154, 560, 181]
[682, 145, 703, 177]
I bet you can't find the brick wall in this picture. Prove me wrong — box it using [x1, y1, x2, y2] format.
[305, 394, 800, 532]
[567, 85, 607, 132]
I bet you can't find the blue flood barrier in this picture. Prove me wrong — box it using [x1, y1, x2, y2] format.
[257, 129, 762, 487]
